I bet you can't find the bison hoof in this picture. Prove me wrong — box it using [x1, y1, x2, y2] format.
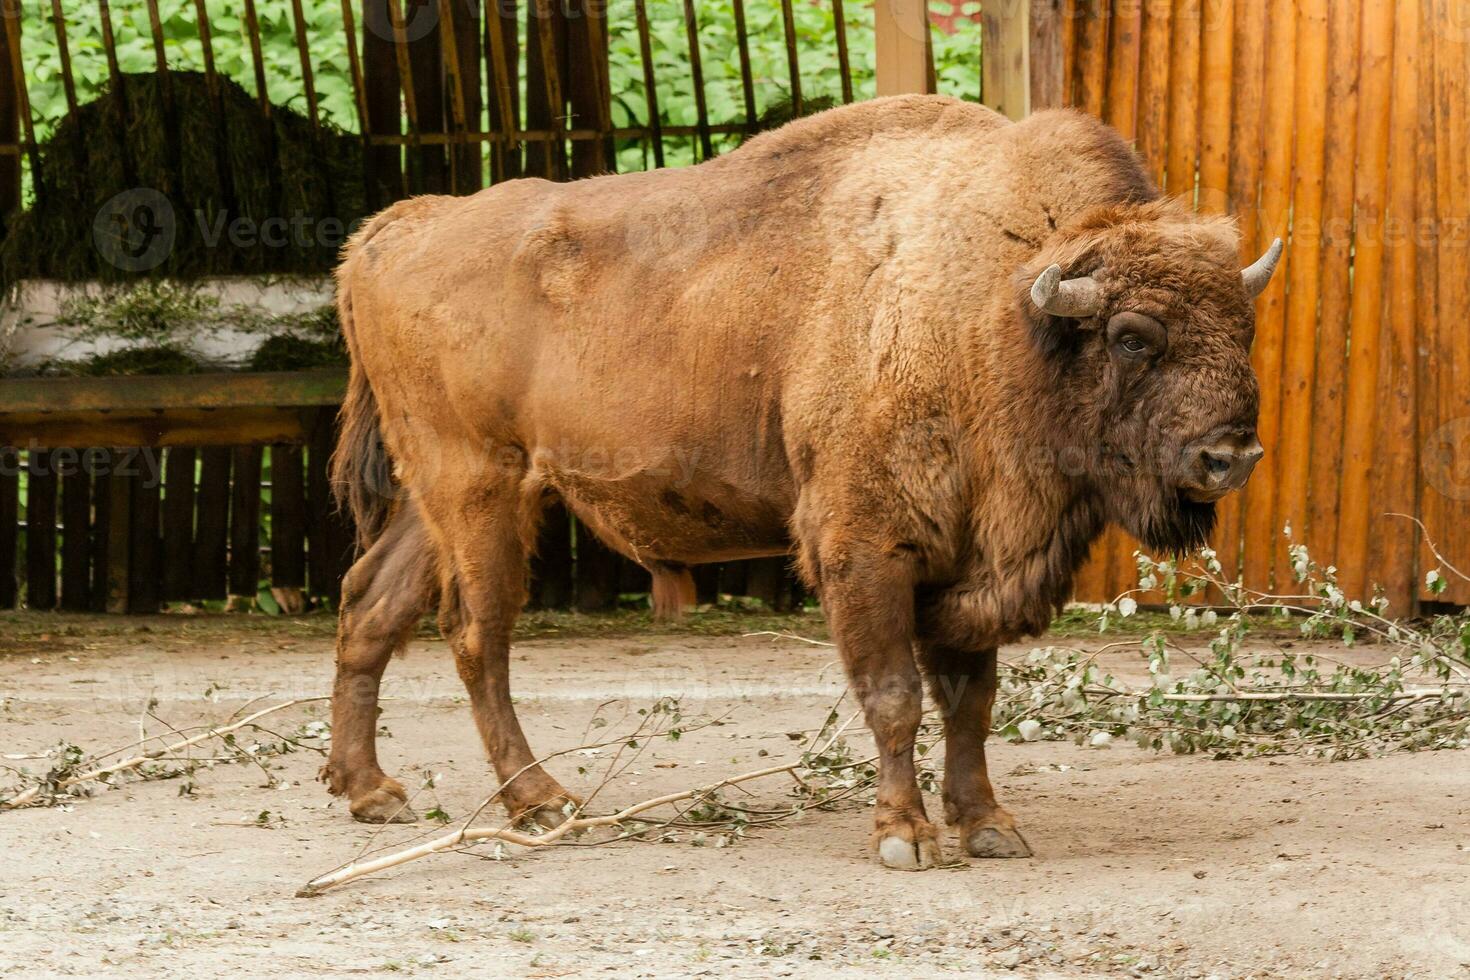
[877, 834, 944, 870]
[511, 791, 582, 832]
[349, 783, 418, 824]
[965, 825, 1032, 859]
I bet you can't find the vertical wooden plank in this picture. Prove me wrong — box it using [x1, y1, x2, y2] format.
[1074, 0, 1109, 115]
[284, 0, 320, 130]
[88, 451, 110, 613]
[48, 0, 79, 115]
[339, 0, 371, 136]
[1333, 0, 1396, 600]
[60, 453, 91, 612]
[574, 522, 621, 611]
[306, 418, 333, 598]
[1430, 0, 1470, 604]
[241, 0, 272, 111]
[0, 5, 16, 242]
[485, 0, 521, 182]
[680, 0, 714, 160]
[875, 0, 928, 96]
[307, 409, 356, 604]
[567, 0, 613, 176]
[1104, 0, 1143, 137]
[193, 446, 231, 601]
[161, 447, 196, 601]
[1195, 0, 1233, 212]
[1237, 0, 1296, 592]
[25, 451, 57, 611]
[1029, 0, 1066, 111]
[531, 504, 574, 608]
[730, 0, 759, 127]
[1306, 0, 1362, 567]
[0, 450, 16, 609]
[1368, 0, 1420, 613]
[1419, 0, 1465, 605]
[633, 0, 666, 167]
[448, 0, 482, 190]
[404, 0, 447, 193]
[1, 0, 39, 200]
[983, 0, 1030, 119]
[1274, 0, 1327, 581]
[363, 0, 405, 204]
[1164, 0, 1201, 198]
[1211, 0, 1266, 584]
[128, 451, 162, 614]
[1409, 0, 1439, 610]
[229, 447, 263, 601]
[105, 459, 130, 614]
[270, 445, 307, 610]
[832, 0, 855, 104]
[524, 0, 565, 179]
[435, 0, 470, 189]
[779, 0, 803, 114]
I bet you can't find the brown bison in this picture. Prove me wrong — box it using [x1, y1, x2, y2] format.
[321, 95, 1278, 869]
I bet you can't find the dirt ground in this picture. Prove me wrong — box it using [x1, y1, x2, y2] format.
[1, 610, 1467, 979]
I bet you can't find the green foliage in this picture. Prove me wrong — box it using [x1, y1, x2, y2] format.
[1004, 540, 1470, 761]
[22, 0, 983, 175]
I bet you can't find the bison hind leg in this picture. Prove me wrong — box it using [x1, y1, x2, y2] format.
[323, 505, 439, 824]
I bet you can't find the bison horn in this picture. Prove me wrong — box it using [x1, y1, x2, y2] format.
[1030, 264, 1103, 318]
[1241, 237, 1284, 298]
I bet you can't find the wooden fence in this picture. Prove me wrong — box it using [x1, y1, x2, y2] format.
[1058, 0, 1470, 613]
[1, 0, 957, 612]
[1, 0, 1466, 615]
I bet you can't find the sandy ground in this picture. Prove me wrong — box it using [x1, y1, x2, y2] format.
[1, 612, 1468, 979]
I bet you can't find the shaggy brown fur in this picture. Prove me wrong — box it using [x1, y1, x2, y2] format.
[326, 95, 1267, 867]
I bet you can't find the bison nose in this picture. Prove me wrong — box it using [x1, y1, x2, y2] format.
[1193, 436, 1264, 495]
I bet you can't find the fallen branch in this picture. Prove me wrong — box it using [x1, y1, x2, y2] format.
[296, 760, 799, 897]
[1, 697, 326, 810]
[1157, 689, 1465, 703]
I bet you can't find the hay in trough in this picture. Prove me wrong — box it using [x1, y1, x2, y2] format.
[1, 72, 378, 288]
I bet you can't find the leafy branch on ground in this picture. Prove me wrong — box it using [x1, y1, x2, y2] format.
[0, 696, 329, 809]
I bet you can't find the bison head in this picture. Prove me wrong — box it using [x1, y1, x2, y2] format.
[1020, 206, 1279, 553]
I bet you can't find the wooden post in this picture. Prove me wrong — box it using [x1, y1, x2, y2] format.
[1029, 0, 1067, 110]
[0, 450, 16, 609]
[105, 456, 132, 614]
[983, 0, 1030, 118]
[269, 444, 307, 613]
[161, 447, 196, 601]
[875, 0, 929, 96]
[228, 446, 263, 604]
[60, 455, 91, 612]
[25, 451, 57, 610]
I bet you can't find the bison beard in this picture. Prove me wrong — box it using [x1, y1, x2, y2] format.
[324, 95, 1276, 870]
[1123, 486, 1219, 555]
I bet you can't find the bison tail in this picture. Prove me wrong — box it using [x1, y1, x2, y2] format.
[330, 286, 394, 552]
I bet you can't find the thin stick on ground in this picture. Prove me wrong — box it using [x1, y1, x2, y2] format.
[296, 760, 802, 897]
[0, 697, 327, 810]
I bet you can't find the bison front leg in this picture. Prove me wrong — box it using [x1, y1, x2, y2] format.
[820, 557, 942, 870]
[920, 644, 1032, 858]
[433, 489, 581, 830]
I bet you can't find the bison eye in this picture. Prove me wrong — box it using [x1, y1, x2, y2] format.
[1106, 312, 1166, 359]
